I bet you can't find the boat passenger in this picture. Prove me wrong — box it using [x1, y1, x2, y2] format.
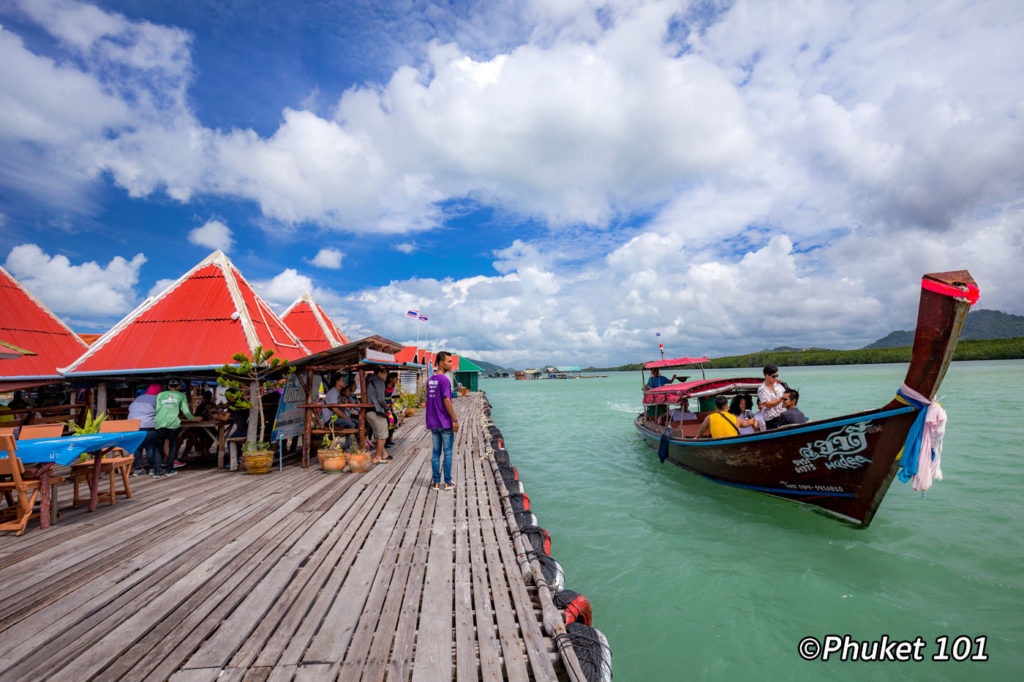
[645, 368, 681, 390]
[729, 395, 759, 435]
[753, 397, 767, 432]
[696, 396, 741, 438]
[757, 365, 787, 430]
[776, 389, 808, 426]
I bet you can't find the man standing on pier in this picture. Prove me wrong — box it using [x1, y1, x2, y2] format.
[426, 351, 459, 491]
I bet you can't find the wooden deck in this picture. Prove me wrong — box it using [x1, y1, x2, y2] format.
[0, 393, 570, 681]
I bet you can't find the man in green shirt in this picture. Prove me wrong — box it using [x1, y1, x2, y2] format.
[153, 379, 194, 477]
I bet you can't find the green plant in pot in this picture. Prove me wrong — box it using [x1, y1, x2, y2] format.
[318, 418, 348, 472]
[217, 345, 292, 474]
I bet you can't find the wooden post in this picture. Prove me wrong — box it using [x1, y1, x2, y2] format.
[302, 367, 313, 467]
[95, 382, 107, 418]
[358, 368, 367, 450]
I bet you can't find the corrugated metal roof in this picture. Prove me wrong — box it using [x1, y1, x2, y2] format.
[61, 251, 309, 375]
[281, 293, 350, 355]
[0, 265, 89, 379]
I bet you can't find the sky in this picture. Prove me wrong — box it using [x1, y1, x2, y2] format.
[1, 0, 1021, 368]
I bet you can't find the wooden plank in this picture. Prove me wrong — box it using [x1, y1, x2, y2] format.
[453, 412, 480, 681]
[479, 419, 559, 681]
[473, 413, 531, 681]
[304, 454, 426, 663]
[0, 472, 312, 668]
[338, 453, 429, 678]
[464, 425, 503, 682]
[8, 485, 321, 681]
[357, 449, 432, 682]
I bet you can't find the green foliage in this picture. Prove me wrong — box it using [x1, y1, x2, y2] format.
[242, 440, 271, 453]
[217, 345, 294, 447]
[591, 337, 1024, 372]
[395, 392, 420, 410]
[64, 409, 106, 435]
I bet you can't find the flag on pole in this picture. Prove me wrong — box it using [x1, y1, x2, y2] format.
[406, 309, 419, 317]
[418, 314, 429, 321]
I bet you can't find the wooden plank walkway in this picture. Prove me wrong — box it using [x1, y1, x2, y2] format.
[0, 393, 566, 681]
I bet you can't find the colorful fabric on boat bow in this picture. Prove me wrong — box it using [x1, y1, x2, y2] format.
[895, 384, 947, 493]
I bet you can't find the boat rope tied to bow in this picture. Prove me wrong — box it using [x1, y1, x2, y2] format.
[895, 384, 947, 494]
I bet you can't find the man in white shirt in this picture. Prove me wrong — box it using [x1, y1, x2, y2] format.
[757, 365, 787, 429]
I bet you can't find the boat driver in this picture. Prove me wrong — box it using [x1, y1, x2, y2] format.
[645, 368, 682, 390]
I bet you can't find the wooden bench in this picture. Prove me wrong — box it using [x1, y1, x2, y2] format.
[70, 420, 138, 507]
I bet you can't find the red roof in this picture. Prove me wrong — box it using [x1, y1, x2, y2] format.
[643, 356, 709, 369]
[61, 251, 309, 376]
[394, 346, 421, 364]
[0, 265, 89, 379]
[282, 293, 350, 355]
[642, 378, 764, 405]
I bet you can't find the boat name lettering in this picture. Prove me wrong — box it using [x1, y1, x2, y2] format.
[793, 422, 874, 473]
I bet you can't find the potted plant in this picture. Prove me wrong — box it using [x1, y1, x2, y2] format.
[346, 446, 372, 473]
[318, 419, 348, 472]
[397, 393, 417, 418]
[241, 441, 273, 474]
[217, 345, 292, 474]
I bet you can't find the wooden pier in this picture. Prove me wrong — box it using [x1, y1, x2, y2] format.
[0, 393, 574, 680]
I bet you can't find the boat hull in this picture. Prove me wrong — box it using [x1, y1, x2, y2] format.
[635, 404, 918, 526]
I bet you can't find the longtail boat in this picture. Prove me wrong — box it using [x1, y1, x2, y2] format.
[634, 270, 979, 527]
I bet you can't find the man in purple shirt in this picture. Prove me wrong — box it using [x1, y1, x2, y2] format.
[426, 351, 459, 490]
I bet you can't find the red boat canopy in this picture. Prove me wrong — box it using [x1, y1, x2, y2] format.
[282, 292, 350, 355]
[643, 378, 763, 405]
[643, 356, 709, 370]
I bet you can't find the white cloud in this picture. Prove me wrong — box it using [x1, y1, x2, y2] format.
[147, 277, 177, 299]
[187, 219, 233, 252]
[311, 247, 344, 269]
[1, 0, 1023, 362]
[251, 268, 315, 308]
[4, 243, 146, 318]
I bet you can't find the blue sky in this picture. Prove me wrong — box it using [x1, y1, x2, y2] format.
[1, 0, 1022, 367]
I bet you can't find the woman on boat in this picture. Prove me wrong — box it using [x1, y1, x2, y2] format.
[729, 394, 759, 434]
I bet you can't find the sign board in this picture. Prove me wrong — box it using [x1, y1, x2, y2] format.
[364, 349, 395, 363]
[271, 374, 309, 442]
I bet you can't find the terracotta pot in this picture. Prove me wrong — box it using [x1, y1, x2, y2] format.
[243, 451, 273, 475]
[317, 451, 325, 469]
[321, 452, 347, 473]
[404, 408, 416, 417]
[347, 451, 372, 473]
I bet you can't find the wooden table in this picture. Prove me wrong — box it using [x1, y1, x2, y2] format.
[179, 420, 228, 463]
[14, 432, 147, 526]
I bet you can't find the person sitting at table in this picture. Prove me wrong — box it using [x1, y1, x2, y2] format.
[153, 379, 194, 477]
[0, 391, 31, 425]
[180, 391, 222, 460]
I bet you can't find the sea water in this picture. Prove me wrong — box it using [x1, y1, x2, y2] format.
[479, 360, 1023, 680]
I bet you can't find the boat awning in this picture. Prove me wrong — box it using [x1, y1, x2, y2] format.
[643, 356, 709, 370]
[643, 378, 763, 405]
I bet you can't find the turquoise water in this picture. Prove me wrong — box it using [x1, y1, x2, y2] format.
[479, 361, 1023, 680]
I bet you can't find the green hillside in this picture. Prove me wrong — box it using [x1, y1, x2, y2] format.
[863, 309, 1024, 349]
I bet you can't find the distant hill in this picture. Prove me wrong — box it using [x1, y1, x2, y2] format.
[863, 309, 1024, 349]
[463, 356, 511, 374]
